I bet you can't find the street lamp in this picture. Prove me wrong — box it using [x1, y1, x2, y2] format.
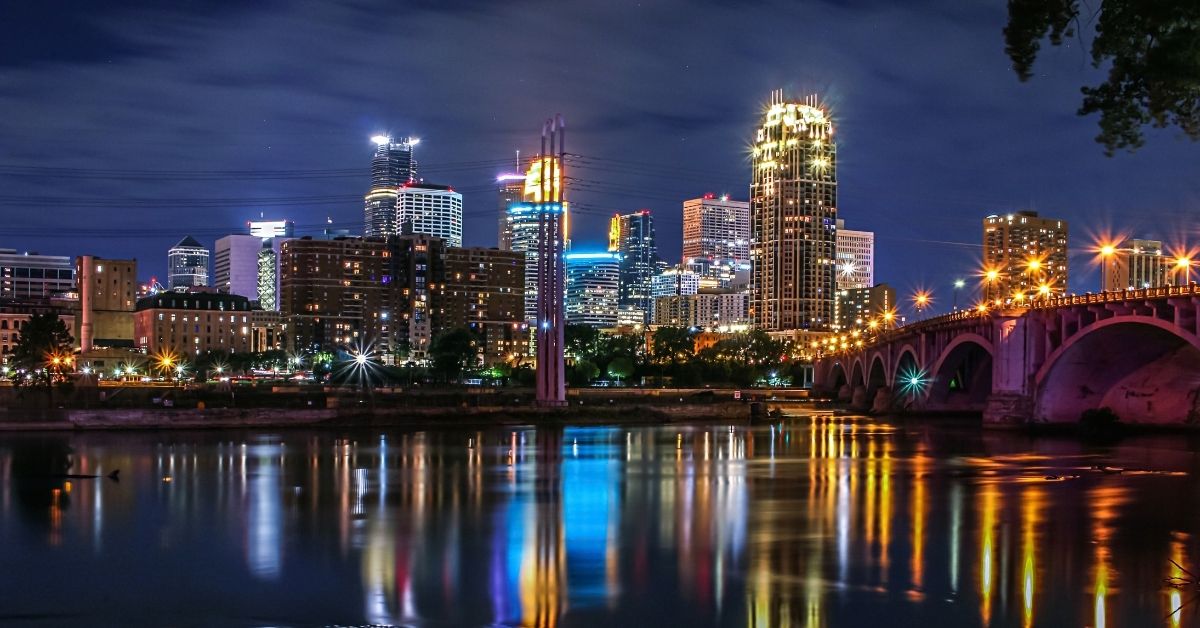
[1176, 255, 1193, 285]
[952, 278, 965, 311]
[1096, 241, 1119, 292]
[912, 290, 931, 320]
[982, 267, 1001, 302]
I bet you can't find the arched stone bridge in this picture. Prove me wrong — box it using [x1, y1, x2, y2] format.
[813, 284, 1200, 425]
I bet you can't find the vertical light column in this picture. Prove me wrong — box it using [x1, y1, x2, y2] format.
[536, 115, 567, 406]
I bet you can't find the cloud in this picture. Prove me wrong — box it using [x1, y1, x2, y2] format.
[0, 0, 1194, 292]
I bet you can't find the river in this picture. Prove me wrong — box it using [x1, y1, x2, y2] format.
[1, 414, 1197, 626]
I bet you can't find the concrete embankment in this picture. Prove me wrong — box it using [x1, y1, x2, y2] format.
[0, 401, 759, 431]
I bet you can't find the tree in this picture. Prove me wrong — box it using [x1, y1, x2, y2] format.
[10, 312, 74, 390]
[1005, 0, 1200, 154]
[430, 328, 479, 383]
[568, 359, 600, 387]
[565, 324, 601, 361]
[606, 356, 634, 384]
[651, 327, 694, 366]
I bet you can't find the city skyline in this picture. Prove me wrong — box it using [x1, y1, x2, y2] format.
[0, 1, 1194, 298]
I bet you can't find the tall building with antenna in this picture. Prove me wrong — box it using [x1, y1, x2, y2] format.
[750, 91, 837, 332]
[496, 153, 526, 250]
[364, 135, 419, 237]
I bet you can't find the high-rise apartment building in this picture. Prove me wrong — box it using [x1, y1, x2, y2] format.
[397, 183, 463, 247]
[834, 283, 895, 331]
[280, 236, 526, 364]
[167, 236, 209, 289]
[565, 252, 621, 328]
[835, 220, 874, 289]
[1100, 238, 1176, 291]
[0, 249, 74, 299]
[440, 247, 529, 363]
[652, 292, 749, 330]
[608, 211, 660, 321]
[280, 237, 394, 355]
[750, 91, 838, 331]
[364, 135, 418, 237]
[682, 194, 750, 266]
[983, 211, 1069, 300]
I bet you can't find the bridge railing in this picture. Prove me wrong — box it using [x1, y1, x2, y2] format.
[815, 283, 1199, 360]
[814, 307, 991, 359]
[1031, 282, 1200, 309]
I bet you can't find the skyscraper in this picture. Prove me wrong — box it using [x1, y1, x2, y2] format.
[750, 91, 838, 332]
[982, 211, 1069, 300]
[256, 242, 278, 311]
[506, 156, 568, 328]
[835, 220, 874, 289]
[565, 252, 621, 328]
[396, 183, 463, 247]
[608, 210, 660, 321]
[167, 236, 209, 289]
[213, 235, 260, 298]
[682, 194, 750, 266]
[364, 135, 418, 237]
[496, 173, 526, 250]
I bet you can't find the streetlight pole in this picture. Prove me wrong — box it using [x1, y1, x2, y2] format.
[953, 279, 965, 311]
[1177, 256, 1193, 286]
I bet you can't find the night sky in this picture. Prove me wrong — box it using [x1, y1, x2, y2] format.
[1, 0, 1196, 311]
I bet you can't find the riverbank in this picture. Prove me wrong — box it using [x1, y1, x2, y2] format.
[0, 400, 783, 431]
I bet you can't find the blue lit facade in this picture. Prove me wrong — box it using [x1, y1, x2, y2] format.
[565, 252, 620, 328]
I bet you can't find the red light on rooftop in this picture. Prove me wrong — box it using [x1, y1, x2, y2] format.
[702, 193, 715, 200]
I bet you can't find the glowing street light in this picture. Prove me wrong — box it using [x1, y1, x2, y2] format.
[1095, 239, 1120, 292]
[912, 290, 932, 320]
[953, 278, 966, 310]
[1175, 255, 1194, 285]
[981, 266, 1001, 302]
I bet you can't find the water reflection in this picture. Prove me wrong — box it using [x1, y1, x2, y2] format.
[1, 417, 1199, 626]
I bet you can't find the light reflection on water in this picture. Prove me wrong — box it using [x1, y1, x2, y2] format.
[0, 415, 1198, 626]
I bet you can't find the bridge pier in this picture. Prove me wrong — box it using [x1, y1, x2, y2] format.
[837, 384, 852, 403]
[982, 310, 1036, 427]
[982, 393, 1034, 427]
[850, 385, 868, 410]
[870, 386, 894, 414]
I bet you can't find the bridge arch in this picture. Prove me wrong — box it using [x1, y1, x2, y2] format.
[892, 347, 921, 403]
[926, 333, 994, 410]
[1035, 317, 1200, 424]
[828, 361, 849, 396]
[865, 353, 888, 403]
[850, 356, 866, 391]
